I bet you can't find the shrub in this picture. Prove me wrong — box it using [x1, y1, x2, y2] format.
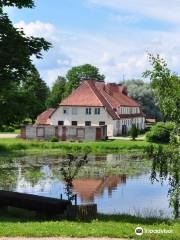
[0, 125, 15, 132]
[146, 122, 175, 143]
[50, 137, 59, 142]
[130, 124, 139, 140]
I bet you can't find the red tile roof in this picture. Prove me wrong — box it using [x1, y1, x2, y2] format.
[60, 80, 144, 119]
[36, 108, 55, 125]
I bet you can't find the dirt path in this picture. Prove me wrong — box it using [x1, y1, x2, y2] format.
[109, 136, 145, 140]
[0, 134, 19, 138]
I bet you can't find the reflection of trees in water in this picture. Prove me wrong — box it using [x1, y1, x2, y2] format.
[0, 168, 18, 190]
[147, 143, 179, 219]
[0, 158, 18, 190]
[24, 167, 45, 187]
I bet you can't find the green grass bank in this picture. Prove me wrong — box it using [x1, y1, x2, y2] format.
[0, 211, 179, 239]
[0, 138, 151, 156]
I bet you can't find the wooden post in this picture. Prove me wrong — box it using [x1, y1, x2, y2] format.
[55, 126, 59, 139]
[74, 194, 77, 206]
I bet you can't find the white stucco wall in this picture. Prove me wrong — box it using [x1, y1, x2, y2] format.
[50, 106, 114, 136]
[50, 106, 145, 137]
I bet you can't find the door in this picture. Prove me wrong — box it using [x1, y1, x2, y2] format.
[122, 125, 127, 135]
[62, 126, 66, 141]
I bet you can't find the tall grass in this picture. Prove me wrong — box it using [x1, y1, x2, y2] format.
[0, 138, 150, 155]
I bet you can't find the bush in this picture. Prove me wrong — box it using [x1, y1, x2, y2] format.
[130, 124, 139, 140]
[146, 122, 175, 143]
[0, 125, 15, 132]
[50, 137, 59, 142]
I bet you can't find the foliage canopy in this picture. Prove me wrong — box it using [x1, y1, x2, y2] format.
[0, 0, 51, 125]
[143, 54, 180, 123]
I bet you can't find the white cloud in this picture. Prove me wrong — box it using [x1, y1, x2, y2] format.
[110, 14, 140, 24]
[15, 20, 58, 41]
[88, 0, 180, 24]
[14, 20, 180, 86]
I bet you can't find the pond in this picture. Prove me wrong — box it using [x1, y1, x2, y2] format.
[0, 153, 174, 218]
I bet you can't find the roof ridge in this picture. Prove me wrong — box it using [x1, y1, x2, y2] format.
[97, 88, 119, 119]
[86, 81, 119, 119]
[84, 81, 103, 106]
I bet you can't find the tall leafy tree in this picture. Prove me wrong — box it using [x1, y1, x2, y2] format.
[122, 79, 162, 120]
[65, 64, 105, 96]
[46, 76, 66, 108]
[0, 0, 51, 125]
[143, 54, 180, 123]
[22, 69, 49, 121]
[0, 69, 49, 125]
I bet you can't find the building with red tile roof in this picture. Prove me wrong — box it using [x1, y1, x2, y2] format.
[50, 80, 145, 136]
[36, 108, 55, 125]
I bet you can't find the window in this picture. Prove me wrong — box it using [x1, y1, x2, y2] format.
[85, 121, 91, 126]
[37, 127, 44, 137]
[77, 128, 85, 138]
[86, 108, 91, 115]
[95, 108, 100, 115]
[99, 121, 105, 126]
[58, 121, 64, 126]
[63, 107, 69, 114]
[72, 121, 77, 126]
[72, 108, 78, 115]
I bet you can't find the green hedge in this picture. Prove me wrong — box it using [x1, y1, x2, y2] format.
[146, 122, 175, 143]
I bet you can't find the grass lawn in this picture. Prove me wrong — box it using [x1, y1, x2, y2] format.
[0, 129, 20, 134]
[0, 211, 179, 239]
[0, 138, 152, 156]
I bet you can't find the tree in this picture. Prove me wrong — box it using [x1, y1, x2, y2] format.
[143, 54, 180, 123]
[121, 79, 162, 120]
[65, 64, 105, 96]
[22, 69, 49, 121]
[0, 69, 49, 125]
[146, 122, 175, 143]
[0, 0, 51, 125]
[46, 76, 66, 108]
[130, 124, 138, 140]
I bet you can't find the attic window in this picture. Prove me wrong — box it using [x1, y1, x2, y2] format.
[95, 108, 100, 115]
[86, 108, 91, 115]
[63, 107, 69, 114]
[72, 108, 78, 115]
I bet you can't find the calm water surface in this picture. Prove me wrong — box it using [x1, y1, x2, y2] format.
[0, 154, 171, 217]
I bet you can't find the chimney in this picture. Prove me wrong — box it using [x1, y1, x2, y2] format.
[122, 86, 128, 95]
[105, 83, 119, 94]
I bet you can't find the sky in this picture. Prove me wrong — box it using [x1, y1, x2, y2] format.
[5, 0, 180, 86]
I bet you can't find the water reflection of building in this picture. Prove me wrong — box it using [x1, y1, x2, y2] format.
[73, 175, 126, 202]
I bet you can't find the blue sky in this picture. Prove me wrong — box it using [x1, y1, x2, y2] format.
[5, 0, 180, 86]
